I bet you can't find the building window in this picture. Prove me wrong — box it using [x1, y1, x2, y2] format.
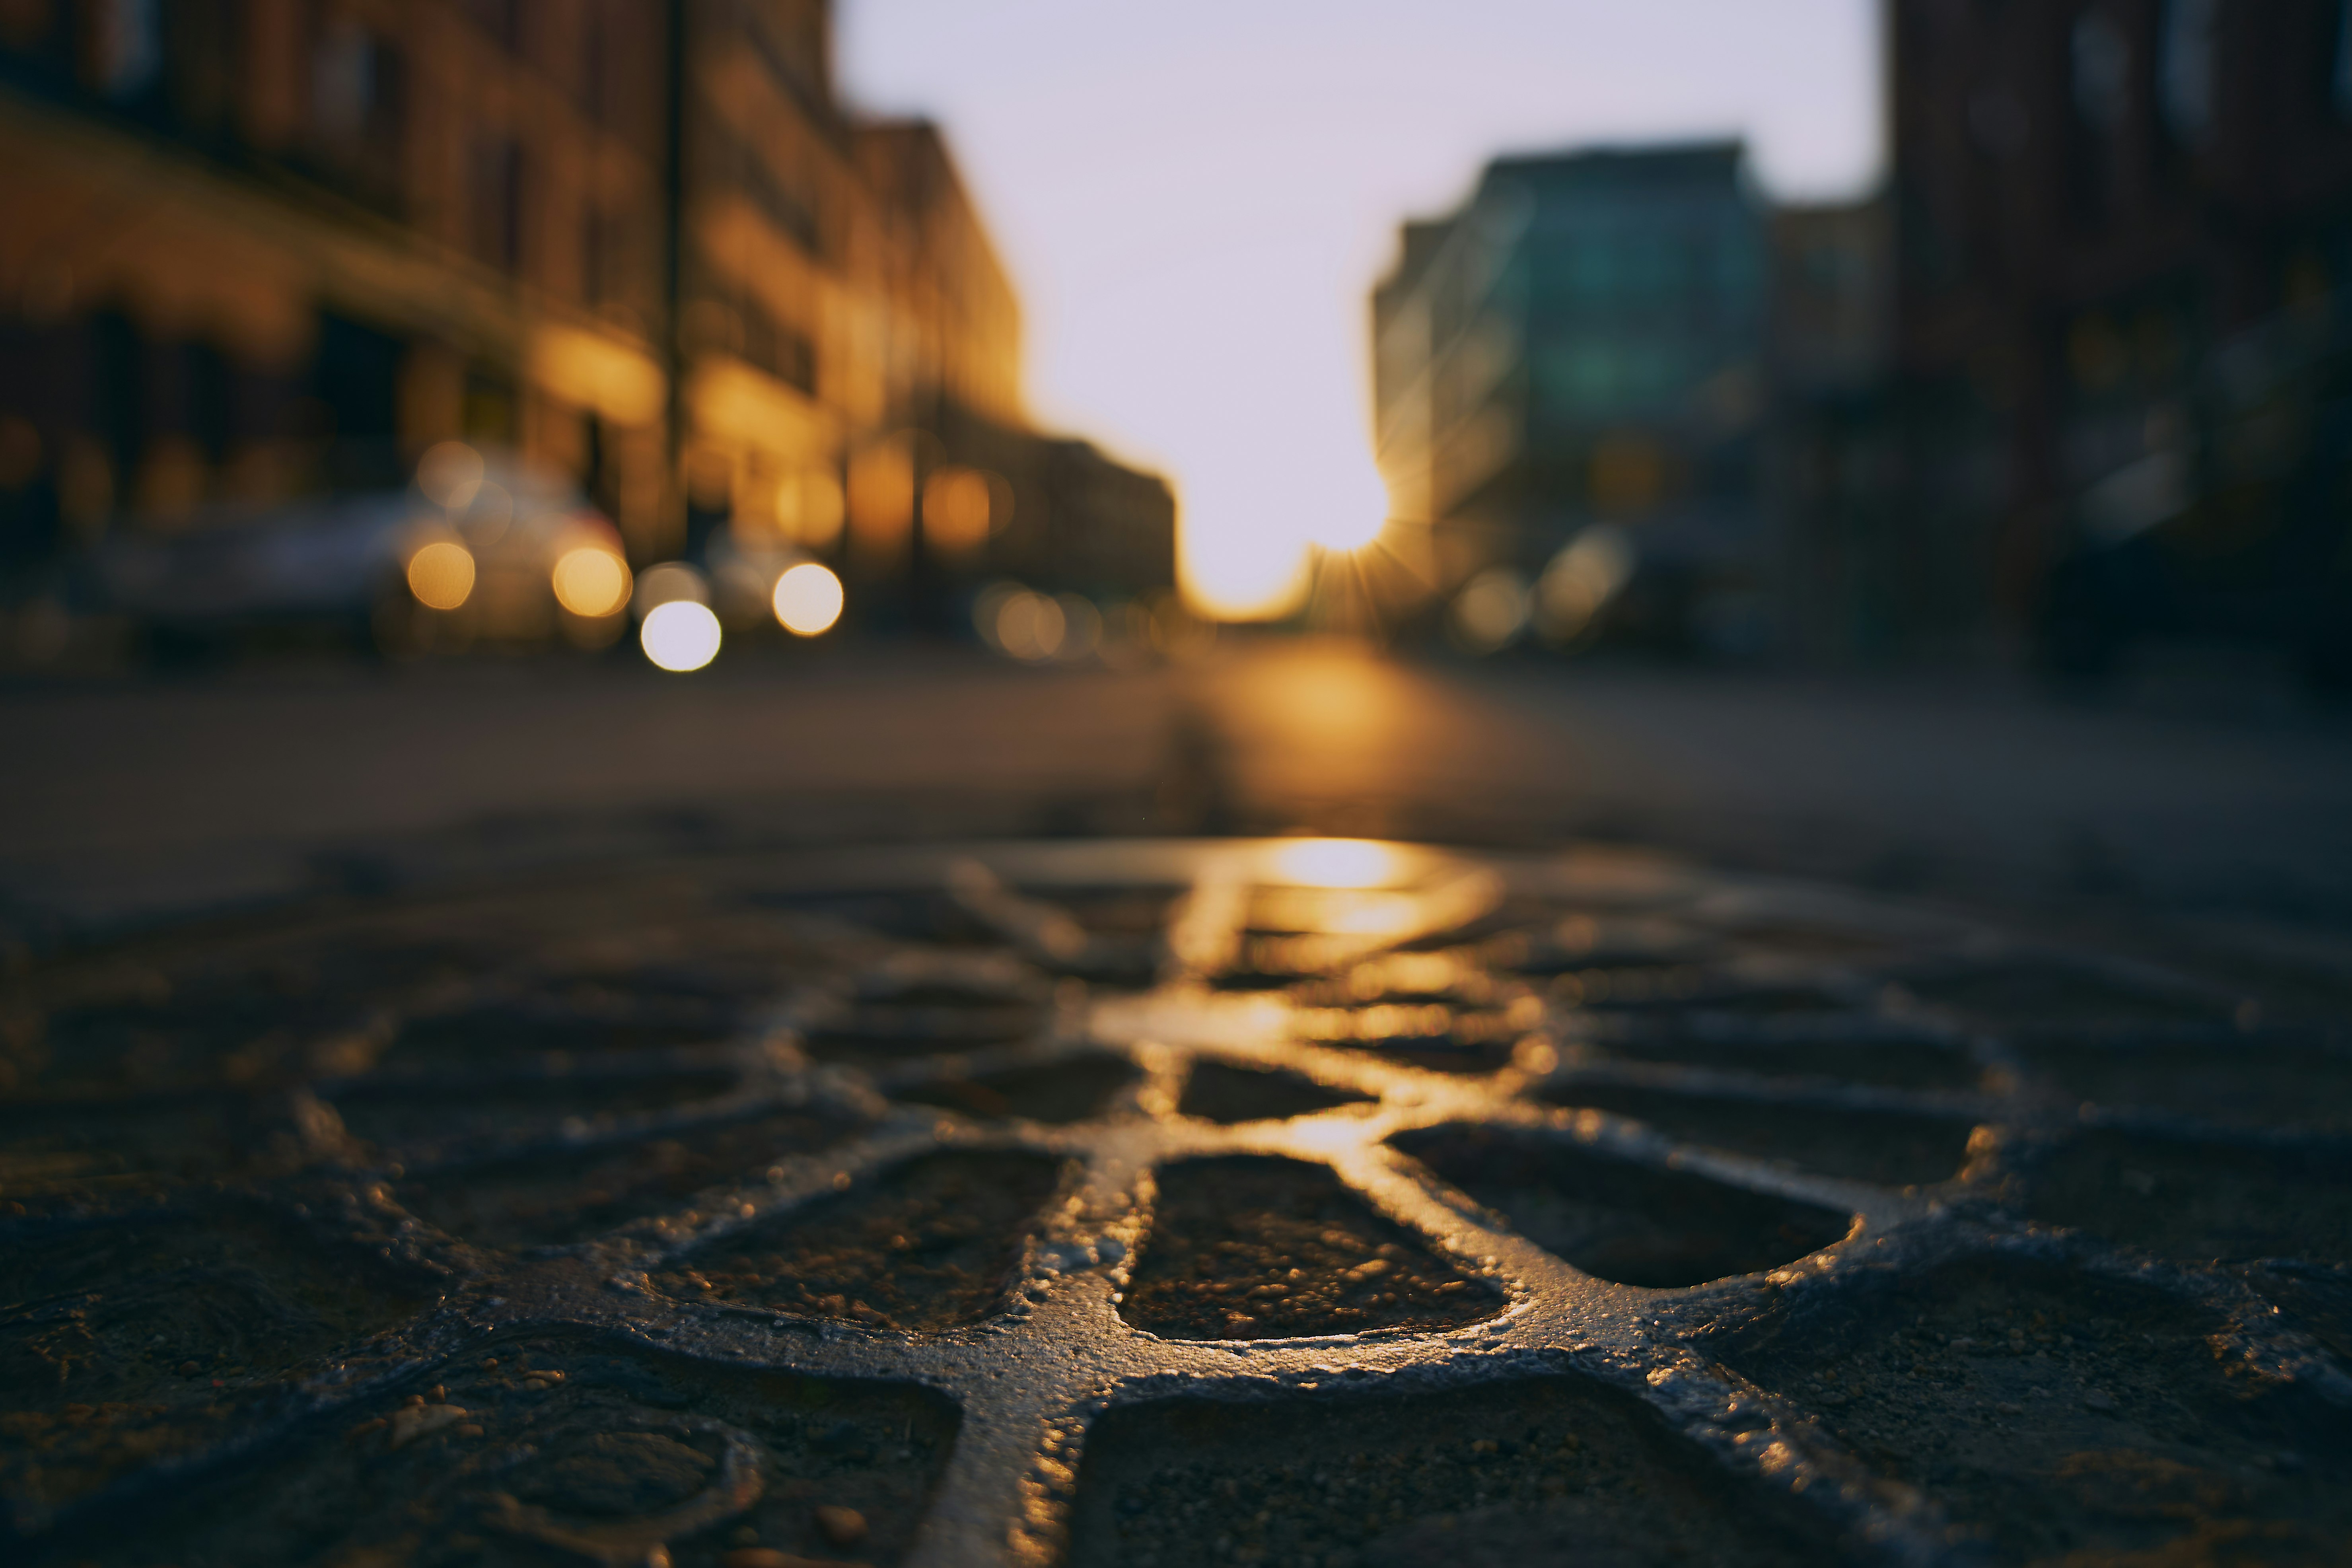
[711, 126, 824, 257]
[2158, 0, 2216, 148]
[472, 137, 523, 273]
[738, 296, 816, 394]
[312, 19, 402, 152]
[2335, 0, 2352, 121]
[2072, 9, 2132, 135]
[580, 0, 609, 122]
[89, 0, 163, 100]
[465, 0, 518, 51]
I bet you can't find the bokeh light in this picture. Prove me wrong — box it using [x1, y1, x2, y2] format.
[1451, 566, 1532, 653]
[1054, 593, 1102, 660]
[922, 465, 996, 556]
[405, 541, 476, 610]
[640, 600, 722, 671]
[772, 562, 846, 636]
[414, 441, 483, 510]
[633, 561, 710, 616]
[551, 547, 631, 618]
[995, 590, 1066, 661]
[1533, 526, 1635, 644]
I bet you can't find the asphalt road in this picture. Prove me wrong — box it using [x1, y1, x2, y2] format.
[5, 635, 2352, 936]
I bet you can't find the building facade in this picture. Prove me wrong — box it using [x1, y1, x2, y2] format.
[1765, 195, 1899, 663]
[0, 0, 1171, 632]
[0, 0, 675, 567]
[1889, 0, 2352, 671]
[1371, 143, 1772, 651]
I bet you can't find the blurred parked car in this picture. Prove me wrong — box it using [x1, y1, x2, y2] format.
[87, 443, 633, 661]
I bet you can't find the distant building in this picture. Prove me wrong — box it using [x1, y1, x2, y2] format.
[1765, 196, 1898, 662]
[1888, 0, 2352, 673]
[0, 0, 1171, 629]
[1371, 142, 1771, 652]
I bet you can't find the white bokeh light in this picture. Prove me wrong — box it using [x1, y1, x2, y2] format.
[640, 600, 723, 672]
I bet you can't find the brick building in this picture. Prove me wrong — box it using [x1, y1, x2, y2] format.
[0, 0, 1171, 629]
[0, 0, 674, 562]
[1889, 0, 2352, 667]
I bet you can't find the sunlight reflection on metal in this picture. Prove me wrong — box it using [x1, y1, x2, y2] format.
[1268, 838, 1404, 890]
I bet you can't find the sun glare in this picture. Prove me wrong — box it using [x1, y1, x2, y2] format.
[1178, 453, 1391, 619]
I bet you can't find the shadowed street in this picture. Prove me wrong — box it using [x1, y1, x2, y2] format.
[8, 640, 2352, 939]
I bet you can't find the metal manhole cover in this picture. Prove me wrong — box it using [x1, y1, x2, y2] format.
[4, 838, 2350, 1566]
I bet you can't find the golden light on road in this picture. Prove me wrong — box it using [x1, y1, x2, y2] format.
[1268, 838, 1404, 890]
[405, 541, 476, 610]
[551, 547, 631, 618]
[640, 600, 722, 671]
[772, 562, 845, 636]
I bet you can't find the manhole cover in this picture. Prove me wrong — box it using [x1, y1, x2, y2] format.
[3, 839, 2350, 1566]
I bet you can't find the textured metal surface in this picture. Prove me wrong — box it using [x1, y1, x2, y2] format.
[4, 838, 2351, 1566]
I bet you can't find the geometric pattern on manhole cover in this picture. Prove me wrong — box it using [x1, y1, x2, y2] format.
[3, 838, 2350, 1566]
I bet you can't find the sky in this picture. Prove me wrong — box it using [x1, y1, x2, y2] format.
[837, 1, 1882, 617]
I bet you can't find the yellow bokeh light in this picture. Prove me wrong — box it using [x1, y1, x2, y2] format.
[551, 547, 631, 618]
[1268, 838, 1403, 890]
[772, 562, 845, 636]
[405, 541, 476, 610]
[640, 599, 722, 671]
[922, 465, 996, 555]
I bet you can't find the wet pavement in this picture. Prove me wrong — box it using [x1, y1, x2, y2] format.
[4, 836, 2350, 1566]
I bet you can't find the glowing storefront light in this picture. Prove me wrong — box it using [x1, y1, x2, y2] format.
[772, 562, 845, 636]
[551, 547, 631, 618]
[405, 541, 476, 610]
[640, 600, 722, 671]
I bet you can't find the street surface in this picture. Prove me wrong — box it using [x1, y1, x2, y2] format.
[5, 636, 2352, 937]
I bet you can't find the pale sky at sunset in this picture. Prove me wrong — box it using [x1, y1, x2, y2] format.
[837, 2, 1882, 615]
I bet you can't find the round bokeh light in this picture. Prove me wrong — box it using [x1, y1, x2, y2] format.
[405, 541, 476, 610]
[772, 562, 845, 636]
[552, 547, 631, 618]
[640, 599, 722, 671]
